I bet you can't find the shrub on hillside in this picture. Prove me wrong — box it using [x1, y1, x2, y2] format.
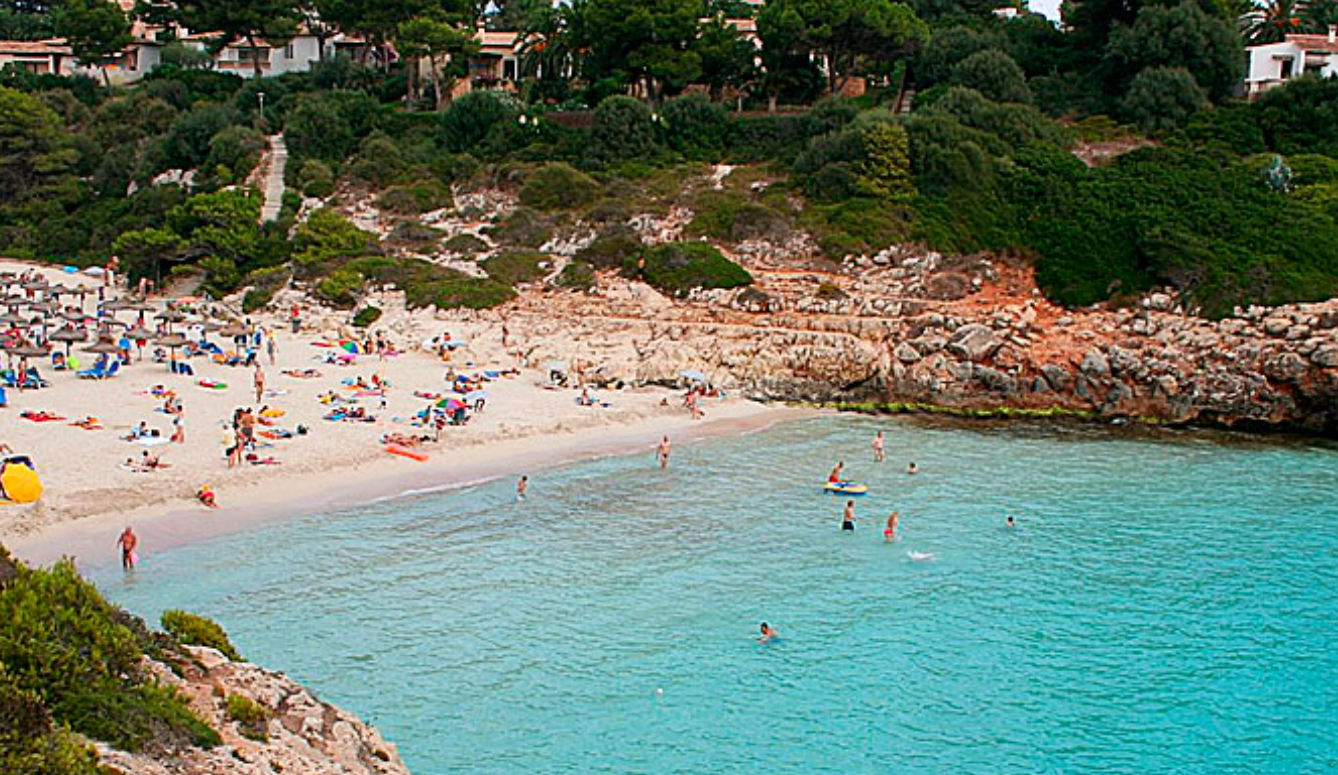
[591, 96, 659, 162]
[225, 694, 269, 741]
[488, 207, 553, 248]
[352, 305, 382, 328]
[297, 159, 336, 198]
[203, 125, 266, 185]
[378, 179, 452, 214]
[440, 90, 520, 153]
[519, 163, 600, 210]
[661, 94, 731, 160]
[1122, 67, 1209, 134]
[316, 267, 365, 307]
[636, 242, 752, 297]
[949, 49, 1032, 104]
[161, 610, 243, 661]
[482, 251, 548, 285]
[575, 225, 643, 269]
[0, 558, 220, 753]
[554, 259, 595, 291]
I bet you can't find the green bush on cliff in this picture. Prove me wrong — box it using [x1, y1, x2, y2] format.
[161, 610, 244, 662]
[345, 256, 516, 310]
[0, 554, 220, 754]
[482, 252, 548, 286]
[0, 666, 102, 775]
[225, 694, 269, 741]
[519, 163, 600, 211]
[636, 242, 752, 297]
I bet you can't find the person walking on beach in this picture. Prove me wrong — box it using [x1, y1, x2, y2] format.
[117, 527, 138, 570]
[842, 501, 856, 531]
[290, 304, 301, 334]
[656, 435, 671, 469]
[266, 334, 277, 366]
[221, 422, 238, 468]
[872, 431, 885, 463]
[884, 511, 899, 542]
[253, 364, 265, 403]
[517, 476, 528, 501]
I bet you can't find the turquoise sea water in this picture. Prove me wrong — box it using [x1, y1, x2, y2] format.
[94, 417, 1338, 774]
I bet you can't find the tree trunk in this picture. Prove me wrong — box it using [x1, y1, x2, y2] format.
[248, 34, 264, 78]
[767, 94, 777, 113]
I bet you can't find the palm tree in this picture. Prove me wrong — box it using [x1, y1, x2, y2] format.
[1302, 0, 1338, 32]
[1242, 0, 1304, 44]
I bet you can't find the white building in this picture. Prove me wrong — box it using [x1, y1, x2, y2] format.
[180, 30, 370, 79]
[1244, 27, 1338, 99]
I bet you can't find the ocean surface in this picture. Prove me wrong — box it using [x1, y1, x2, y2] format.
[94, 416, 1338, 774]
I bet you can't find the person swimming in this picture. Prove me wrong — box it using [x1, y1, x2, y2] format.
[842, 500, 855, 531]
[884, 511, 899, 541]
[1006, 515, 1015, 528]
[908, 550, 936, 562]
[906, 461, 918, 475]
[757, 622, 778, 643]
[829, 461, 846, 484]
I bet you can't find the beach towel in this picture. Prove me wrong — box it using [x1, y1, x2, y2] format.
[135, 437, 171, 447]
[20, 411, 64, 423]
[197, 380, 228, 390]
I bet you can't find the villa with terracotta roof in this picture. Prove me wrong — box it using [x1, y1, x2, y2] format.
[1245, 26, 1338, 99]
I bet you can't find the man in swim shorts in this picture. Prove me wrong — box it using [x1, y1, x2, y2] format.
[842, 501, 855, 531]
[656, 436, 670, 469]
[885, 511, 899, 541]
[117, 527, 138, 570]
[872, 431, 885, 463]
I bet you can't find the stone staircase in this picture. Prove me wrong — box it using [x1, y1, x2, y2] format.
[260, 135, 288, 223]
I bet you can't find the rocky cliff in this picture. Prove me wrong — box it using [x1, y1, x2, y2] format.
[430, 242, 1338, 435]
[99, 646, 408, 775]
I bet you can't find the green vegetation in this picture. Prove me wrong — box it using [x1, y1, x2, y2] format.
[225, 694, 269, 741]
[638, 242, 752, 297]
[160, 610, 244, 662]
[0, 548, 220, 759]
[482, 251, 548, 286]
[352, 305, 383, 328]
[0, 0, 1335, 318]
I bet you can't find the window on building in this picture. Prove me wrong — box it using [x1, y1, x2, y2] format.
[236, 47, 270, 64]
[1280, 57, 1294, 80]
[503, 59, 516, 81]
[284, 43, 294, 59]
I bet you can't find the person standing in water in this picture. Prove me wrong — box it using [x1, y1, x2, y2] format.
[1006, 515, 1016, 528]
[872, 431, 885, 463]
[517, 476, 528, 501]
[656, 435, 671, 469]
[117, 527, 138, 570]
[842, 500, 856, 531]
[884, 511, 899, 541]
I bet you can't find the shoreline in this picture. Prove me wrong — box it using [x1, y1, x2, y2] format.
[7, 403, 812, 570]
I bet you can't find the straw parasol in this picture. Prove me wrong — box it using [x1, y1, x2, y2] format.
[48, 326, 88, 355]
[155, 308, 186, 334]
[155, 332, 189, 365]
[21, 279, 48, 292]
[83, 339, 122, 354]
[218, 322, 249, 339]
[6, 343, 49, 360]
[0, 312, 26, 327]
[124, 325, 154, 341]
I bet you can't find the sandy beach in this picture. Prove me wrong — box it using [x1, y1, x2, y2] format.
[0, 259, 804, 568]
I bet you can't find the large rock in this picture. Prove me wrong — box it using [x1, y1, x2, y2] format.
[894, 342, 921, 363]
[947, 324, 1000, 362]
[1312, 345, 1338, 368]
[1040, 364, 1071, 392]
[1080, 348, 1110, 377]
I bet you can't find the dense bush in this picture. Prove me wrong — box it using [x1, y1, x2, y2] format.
[554, 259, 596, 291]
[292, 209, 377, 273]
[225, 694, 269, 741]
[297, 159, 335, 198]
[1122, 67, 1209, 134]
[378, 179, 452, 214]
[519, 162, 600, 210]
[352, 305, 382, 327]
[637, 241, 752, 297]
[661, 94, 731, 160]
[0, 666, 102, 775]
[203, 125, 266, 185]
[0, 556, 219, 753]
[160, 610, 244, 661]
[591, 96, 659, 163]
[575, 225, 643, 269]
[949, 49, 1031, 104]
[344, 256, 517, 310]
[482, 251, 548, 285]
[440, 90, 520, 153]
[488, 207, 553, 248]
[687, 190, 791, 242]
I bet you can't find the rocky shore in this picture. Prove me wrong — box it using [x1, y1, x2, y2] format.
[383, 228, 1338, 436]
[98, 645, 408, 775]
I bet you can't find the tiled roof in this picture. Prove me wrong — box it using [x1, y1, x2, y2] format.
[0, 39, 73, 55]
[1284, 34, 1338, 53]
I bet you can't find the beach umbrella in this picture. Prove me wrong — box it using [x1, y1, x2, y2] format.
[6, 343, 48, 358]
[436, 397, 467, 411]
[0, 457, 42, 505]
[154, 309, 186, 334]
[218, 322, 248, 339]
[124, 325, 153, 341]
[21, 279, 48, 292]
[48, 326, 87, 355]
[83, 339, 122, 354]
[101, 298, 135, 312]
[680, 369, 708, 384]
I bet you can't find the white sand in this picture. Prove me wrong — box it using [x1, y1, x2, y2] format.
[0, 260, 805, 567]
